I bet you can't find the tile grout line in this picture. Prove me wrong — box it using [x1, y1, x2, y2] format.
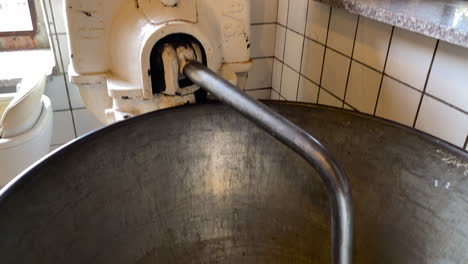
[335, 57, 466, 115]
[53, 107, 86, 113]
[273, 55, 468, 117]
[384, 73, 421, 93]
[278, 27, 466, 115]
[373, 26, 395, 116]
[272, 59, 468, 116]
[308, 35, 380, 72]
[319, 87, 350, 108]
[252, 56, 275, 60]
[274, 0, 279, 22]
[245, 87, 273, 91]
[278, 0, 291, 97]
[272, 57, 282, 94]
[412, 40, 440, 128]
[41, 0, 60, 74]
[47, 0, 78, 138]
[271, 0, 279, 106]
[341, 15, 361, 109]
[251, 22, 277, 26]
[344, 103, 358, 111]
[295, 0, 310, 102]
[317, 5, 333, 104]
[278, 57, 359, 111]
[423, 93, 468, 115]
[270, 56, 275, 99]
[278, 58, 354, 107]
[269, 0, 279, 101]
[276, 59, 320, 86]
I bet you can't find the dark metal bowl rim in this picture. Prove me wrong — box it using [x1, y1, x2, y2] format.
[1, 100, 466, 202]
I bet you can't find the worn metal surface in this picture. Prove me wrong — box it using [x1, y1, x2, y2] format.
[184, 61, 352, 264]
[0, 102, 467, 263]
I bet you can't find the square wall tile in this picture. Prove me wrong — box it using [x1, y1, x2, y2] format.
[50, 0, 67, 34]
[287, 0, 308, 34]
[251, 24, 276, 58]
[246, 89, 272, 100]
[376, 76, 421, 127]
[306, 0, 330, 44]
[318, 89, 342, 108]
[277, 0, 289, 26]
[48, 37, 60, 71]
[301, 38, 325, 84]
[284, 29, 305, 71]
[51, 35, 62, 72]
[272, 59, 283, 92]
[353, 17, 392, 71]
[59, 34, 71, 72]
[52, 110, 75, 145]
[44, 74, 70, 111]
[321, 49, 350, 99]
[271, 89, 280, 100]
[275, 25, 286, 60]
[66, 74, 86, 109]
[73, 109, 104, 137]
[251, 0, 278, 23]
[43, 0, 54, 29]
[246, 58, 273, 90]
[297, 76, 319, 103]
[281, 65, 299, 101]
[415, 96, 468, 147]
[52, 34, 70, 73]
[345, 61, 382, 114]
[426, 41, 468, 112]
[327, 8, 358, 56]
[385, 28, 437, 90]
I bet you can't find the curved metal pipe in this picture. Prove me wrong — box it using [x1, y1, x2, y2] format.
[184, 61, 353, 264]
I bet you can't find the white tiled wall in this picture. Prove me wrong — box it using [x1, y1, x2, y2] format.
[42, 0, 278, 150]
[42, 0, 100, 151]
[274, 0, 468, 150]
[246, 0, 278, 95]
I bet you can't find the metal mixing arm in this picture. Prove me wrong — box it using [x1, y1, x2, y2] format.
[183, 61, 353, 264]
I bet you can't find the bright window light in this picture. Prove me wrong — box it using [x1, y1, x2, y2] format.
[0, 0, 34, 34]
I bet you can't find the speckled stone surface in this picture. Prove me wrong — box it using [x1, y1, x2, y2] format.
[314, 0, 468, 48]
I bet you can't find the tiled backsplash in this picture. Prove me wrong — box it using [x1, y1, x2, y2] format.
[42, 0, 100, 150]
[42, 0, 278, 150]
[273, 0, 468, 150]
[42, 0, 467, 151]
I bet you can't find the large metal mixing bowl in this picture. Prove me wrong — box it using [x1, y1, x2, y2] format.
[0, 102, 467, 263]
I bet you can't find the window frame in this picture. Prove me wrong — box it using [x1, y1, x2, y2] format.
[0, 0, 38, 37]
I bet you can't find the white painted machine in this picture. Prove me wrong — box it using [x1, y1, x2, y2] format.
[66, 0, 252, 124]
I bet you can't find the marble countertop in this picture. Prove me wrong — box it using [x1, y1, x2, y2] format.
[315, 0, 468, 48]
